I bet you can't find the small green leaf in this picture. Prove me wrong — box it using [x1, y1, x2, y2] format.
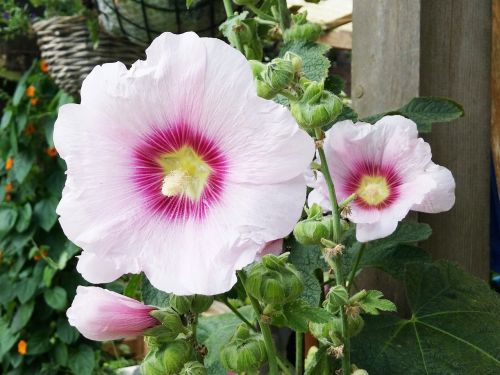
[16, 278, 37, 304]
[362, 96, 464, 133]
[68, 344, 95, 375]
[12, 151, 34, 183]
[43, 265, 57, 287]
[141, 274, 170, 307]
[15, 203, 32, 232]
[124, 274, 142, 299]
[0, 109, 13, 130]
[280, 41, 330, 82]
[0, 204, 18, 239]
[57, 251, 69, 270]
[43, 287, 67, 311]
[27, 332, 51, 355]
[10, 299, 35, 332]
[34, 197, 59, 232]
[358, 290, 396, 315]
[53, 341, 68, 367]
[282, 300, 332, 332]
[0, 319, 20, 358]
[56, 318, 80, 344]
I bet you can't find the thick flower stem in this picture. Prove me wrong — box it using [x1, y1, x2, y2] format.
[238, 272, 279, 375]
[314, 128, 351, 375]
[296, 331, 303, 374]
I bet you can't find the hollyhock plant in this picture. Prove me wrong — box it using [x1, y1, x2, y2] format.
[66, 286, 159, 341]
[54, 32, 314, 295]
[309, 116, 455, 242]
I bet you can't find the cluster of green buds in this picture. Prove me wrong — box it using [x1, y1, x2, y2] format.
[293, 203, 333, 245]
[219, 11, 263, 60]
[250, 51, 303, 99]
[291, 79, 343, 130]
[220, 324, 268, 373]
[284, 11, 322, 42]
[141, 294, 214, 375]
[245, 253, 304, 306]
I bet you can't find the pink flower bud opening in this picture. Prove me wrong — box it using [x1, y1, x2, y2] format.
[67, 286, 159, 341]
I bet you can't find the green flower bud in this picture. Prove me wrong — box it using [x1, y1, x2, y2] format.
[219, 12, 263, 60]
[309, 321, 342, 346]
[255, 80, 278, 99]
[148, 308, 186, 341]
[249, 60, 266, 77]
[220, 324, 267, 373]
[283, 51, 303, 74]
[162, 340, 194, 375]
[170, 295, 194, 314]
[191, 295, 214, 313]
[324, 285, 349, 313]
[293, 215, 332, 245]
[284, 12, 322, 42]
[180, 361, 207, 375]
[262, 58, 294, 91]
[245, 254, 303, 305]
[291, 81, 343, 129]
[141, 351, 166, 375]
[347, 314, 364, 337]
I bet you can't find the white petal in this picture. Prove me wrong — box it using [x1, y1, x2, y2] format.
[356, 218, 399, 242]
[411, 163, 455, 213]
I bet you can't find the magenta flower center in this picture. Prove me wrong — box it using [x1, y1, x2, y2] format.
[343, 161, 401, 209]
[131, 123, 228, 221]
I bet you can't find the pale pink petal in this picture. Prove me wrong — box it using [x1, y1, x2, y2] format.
[67, 286, 158, 341]
[411, 163, 455, 213]
[259, 239, 284, 257]
[356, 218, 399, 243]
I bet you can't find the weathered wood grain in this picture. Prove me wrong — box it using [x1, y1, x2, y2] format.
[493, 0, 500, 191]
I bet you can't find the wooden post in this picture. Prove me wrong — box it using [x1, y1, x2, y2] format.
[351, 0, 491, 305]
[492, 1, 500, 191]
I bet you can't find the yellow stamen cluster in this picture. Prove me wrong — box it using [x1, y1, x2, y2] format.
[356, 175, 390, 206]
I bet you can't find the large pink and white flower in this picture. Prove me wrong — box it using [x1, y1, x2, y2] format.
[309, 116, 455, 242]
[54, 32, 314, 295]
[67, 286, 159, 341]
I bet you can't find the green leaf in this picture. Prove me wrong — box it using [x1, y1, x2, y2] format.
[362, 97, 464, 133]
[16, 278, 38, 304]
[53, 341, 68, 367]
[351, 261, 500, 374]
[43, 265, 57, 287]
[304, 346, 329, 375]
[141, 274, 170, 307]
[10, 299, 35, 332]
[34, 197, 59, 232]
[282, 300, 332, 332]
[15, 203, 32, 232]
[27, 332, 51, 355]
[358, 290, 396, 315]
[1, 108, 13, 130]
[12, 70, 29, 106]
[68, 344, 95, 375]
[12, 151, 34, 183]
[198, 306, 254, 375]
[56, 318, 80, 344]
[186, 0, 194, 8]
[0, 319, 20, 358]
[280, 41, 330, 82]
[124, 274, 142, 299]
[286, 238, 327, 306]
[43, 287, 67, 311]
[324, 75, 344, 95]
[0, 204, 18, 239]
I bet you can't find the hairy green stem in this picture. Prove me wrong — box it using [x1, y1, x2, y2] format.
[221, 297, 257, 331]
[222, 0, 244, 52]
[277, 0, 291, 31]
[247, 4, 275, 21]
[296, 331, 304, 374]
[314, 128, 351, 375]
[237, 272, 279, 375]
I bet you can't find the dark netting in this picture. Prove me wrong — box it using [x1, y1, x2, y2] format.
[95, 0, 227, 45]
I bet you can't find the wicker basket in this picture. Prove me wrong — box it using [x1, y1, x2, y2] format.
[32, 16, 145, 97]
[96, 0, 226, 44]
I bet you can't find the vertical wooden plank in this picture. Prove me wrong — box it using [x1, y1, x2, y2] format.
[352, 0, 421, 117]
[493, 0, 500, 189]
[419, 0, 491, 280]
[351, 0, 421, 312]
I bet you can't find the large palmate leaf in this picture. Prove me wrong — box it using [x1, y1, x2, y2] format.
[141, 274, 170, 308]
[351, 261, 500, 374]
[280, 41, 330, 82]
[286, 238, 327, 307]
[361, 97, 464, 133]
[197, 306, 255, 375]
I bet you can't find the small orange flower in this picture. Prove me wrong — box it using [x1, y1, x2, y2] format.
[47, 147, 58, 157]
[17, 340, 27, 355]
[33, 255, 41, 261]
[5, 182, 13, 193]
[5, 157, 13, 171]
[40, 59, 49, 73]
[25, 123, 36, 136]
[31, 98, 39, 106]
[25, 85, 35, 98]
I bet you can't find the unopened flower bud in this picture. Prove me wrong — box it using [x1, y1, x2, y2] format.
[245, 254, 303, 305]
[148, 308, 186, 340]
[283, 51, 303, 74]
[249, 60, 266, 77]
[291, 81, 343, 129]
[347, 314, 364, 337]
[219, 12, 263, 60]
[220, 324, 267, 373]
[284, 11, 322, 42]
[162, 340, 194, 374]
[293, 216, 332, 245]
[325, 285, 349, 313]
[191, 295, 214, 313]
[180, 361, 207, 375]
[262, 58, 294, 91]
[170, 295, 194, 314]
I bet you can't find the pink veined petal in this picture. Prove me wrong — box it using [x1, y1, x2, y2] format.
[67, 286, 158, 341]
[411, 163, 456, 213]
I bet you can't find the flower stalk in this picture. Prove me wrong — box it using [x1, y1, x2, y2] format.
[314, 128, 351, 374]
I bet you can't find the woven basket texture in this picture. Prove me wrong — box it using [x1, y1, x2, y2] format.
[96, 0, 226, 44]
[33, 16, 145, 97]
